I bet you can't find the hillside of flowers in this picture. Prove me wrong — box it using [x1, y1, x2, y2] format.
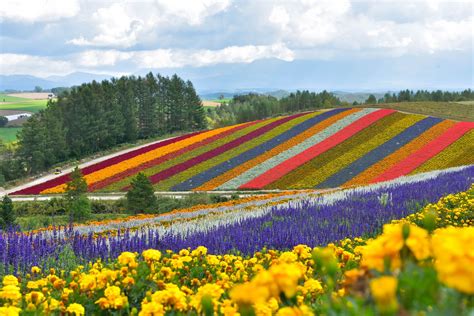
[11, 108, 474, 195]
[1, 176, 473, 315]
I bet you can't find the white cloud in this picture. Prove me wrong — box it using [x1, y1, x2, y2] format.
[76, 43, 294, 69]
[154, 0, 231, 25]
[75, 50, 133, 67]
[68, 3, 144, 48]
[269, 0, 351, 47]
[68, 0, 231, 48]
[267, 0, 473, 57]
[0, 54, 74, 77]
[0, 0, 80, 23]
[0, 44, 294, 77]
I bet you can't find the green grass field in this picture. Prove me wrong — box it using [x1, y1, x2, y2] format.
[354, 101, 474, 121]
[0, 99, 48, 113]
[0, 127, 21, 143]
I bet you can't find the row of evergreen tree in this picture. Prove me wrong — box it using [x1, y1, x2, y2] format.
[365, 89, 474, 104]
[208, 90, 342, 126]
[14, 73, 206, 174]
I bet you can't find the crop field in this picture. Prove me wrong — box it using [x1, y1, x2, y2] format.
[0, 98, 48, 113]
[11, 107, 474, 195]
[1, 165, 473, 314]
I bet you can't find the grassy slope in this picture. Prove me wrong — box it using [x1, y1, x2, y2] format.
[0, 127, 21, 143]
[354, 101, 474, 122]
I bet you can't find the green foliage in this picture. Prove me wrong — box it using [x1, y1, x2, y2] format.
[0, 195, 15, 229]
[68, 194, 92, 222]
[126, 173, 157, 214]
[10, 72, 206, 177]
[380, 89, 474, 103]
[65, 166, 91, 222]
[65, 167, 88, 199]
[365, 94, 377, 104]
[211, 90, 342, 127]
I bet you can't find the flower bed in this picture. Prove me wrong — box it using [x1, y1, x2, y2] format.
[1, 182, 473, 315]
[10, 108, 474, 195]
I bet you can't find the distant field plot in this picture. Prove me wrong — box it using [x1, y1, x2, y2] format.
[357, 101, 474, 121]
[0, 99, 48, 113]
[0, 127, 21, 143]
[0, 93, 28, 102]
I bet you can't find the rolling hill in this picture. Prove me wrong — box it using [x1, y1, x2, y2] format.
[11, 108, 474, 195]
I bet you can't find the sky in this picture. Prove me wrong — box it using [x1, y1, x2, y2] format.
[0, 0, 473, 91]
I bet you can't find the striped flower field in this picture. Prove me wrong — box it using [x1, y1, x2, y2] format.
[11, 108, 474, 195]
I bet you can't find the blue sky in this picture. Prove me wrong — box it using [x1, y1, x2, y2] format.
[0, 0, 473, 91]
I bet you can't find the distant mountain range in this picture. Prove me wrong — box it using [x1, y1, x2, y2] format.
[0, 72, 112, 91]
[1, 55, 470, 97]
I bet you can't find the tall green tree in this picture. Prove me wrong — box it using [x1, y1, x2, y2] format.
[365, 94, 377, 104]
[65, 166, 91, 221]
[126, 173, 157, 214]
[0, 195, 15, 229]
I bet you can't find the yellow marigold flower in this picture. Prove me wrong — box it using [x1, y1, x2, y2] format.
[230, 282, 270, 305]
[179, 249, 190, 256]
[220, 299, 239, 316]
[191, 283, 223, 312]
[370, 276, 398, 313]
[118, 252, 137, 267]
[2, 275, 18, 286]
[269, 263, 305, 298]
[361, 223, 430, 271]
[293, 245, 312, 259]
[139, 301, 165, 316]
[0, 306, 21, 316]
[26, 281, 39, 289]
[122, 276, 135, 287]
[142, 249, 162, 262]
[47, 298, 60, 311]
[150, 284, 187, 311]
[79, 274, 96, 292]
[303, 279, 323, 296]
[66, 303, 85, 316]
[432, 226, 474, 294]
[279, 251, 298, 263]
[206, 255, 221, 266]
[160, 267, 175, 280]
[31, 266, 41, 275]
[25, 291, 45, 305]
[191, 246, 208, 257]
[0, 285, 22, 301]
[275, 305, 314, 316]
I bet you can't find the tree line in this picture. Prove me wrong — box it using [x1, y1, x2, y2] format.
[207, 90, 343, 127]
[364, 89, 474, 104]
[1, 73, 206, 180]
